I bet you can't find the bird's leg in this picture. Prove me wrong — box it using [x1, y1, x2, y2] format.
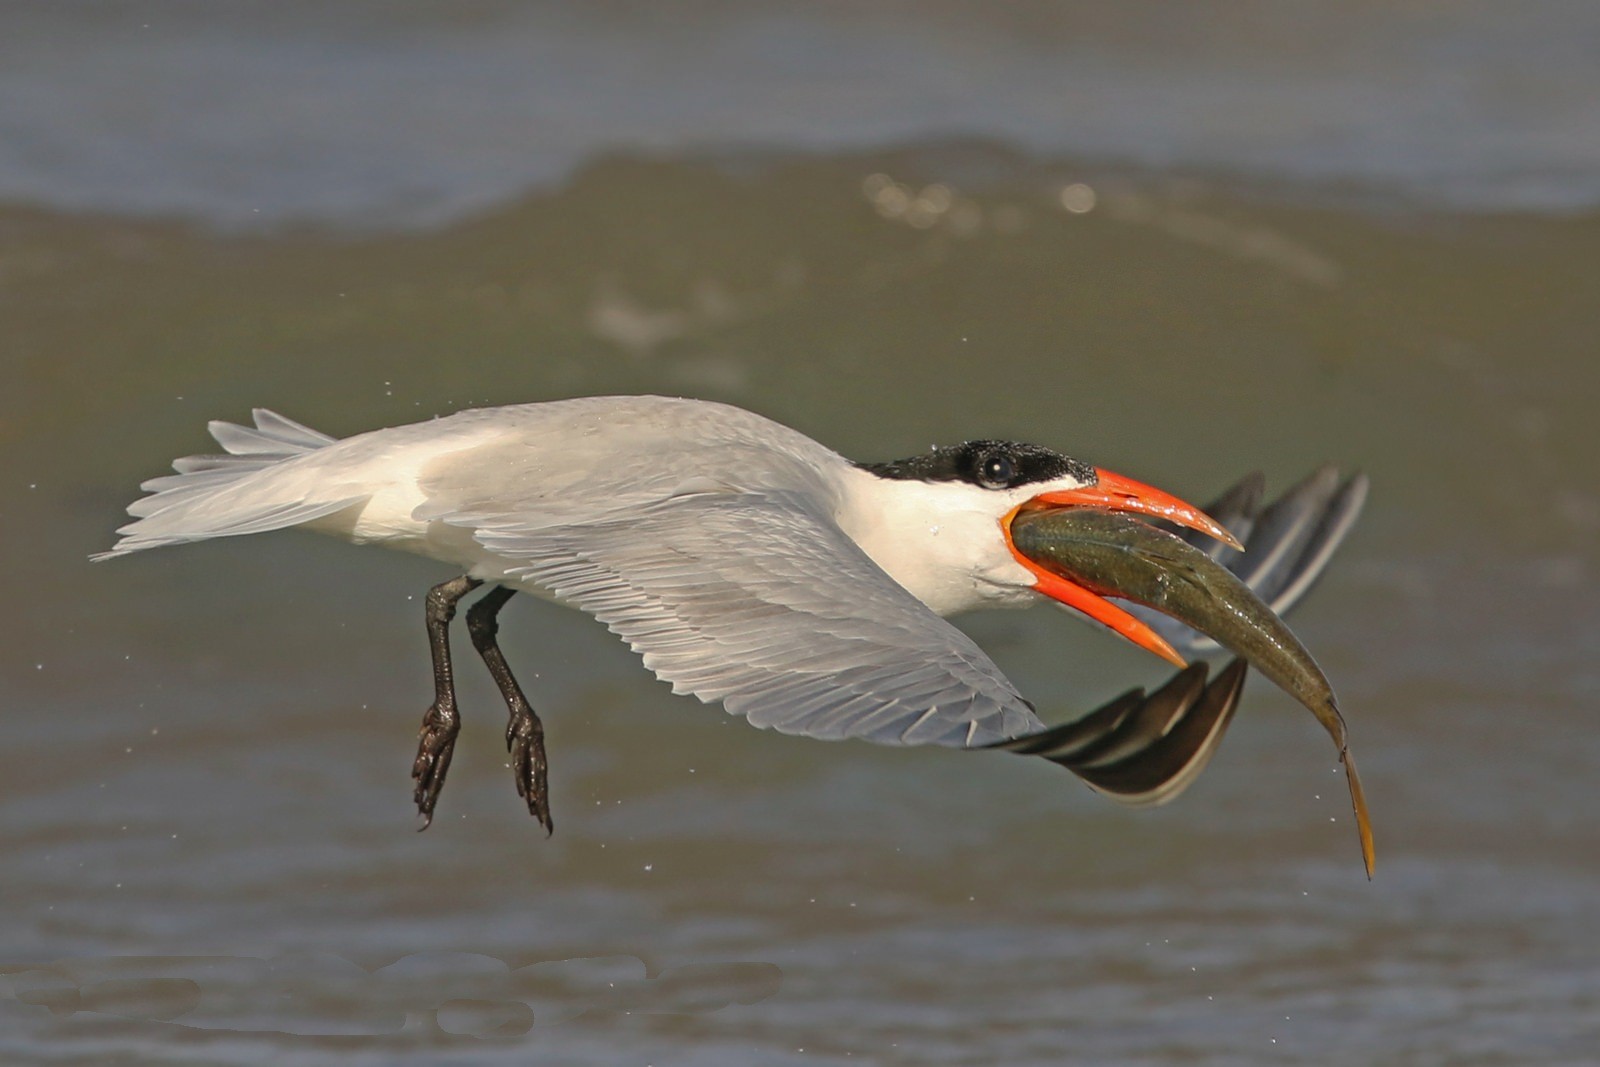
[412, 574, 482, 828]
[465, 585, 553, 835]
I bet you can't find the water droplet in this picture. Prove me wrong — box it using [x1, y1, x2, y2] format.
[1060, 183, 1097, 214]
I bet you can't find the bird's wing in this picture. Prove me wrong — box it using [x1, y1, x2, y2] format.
[447, 480, 1255, 806]
[1131, 466, 1369, 655]
[441, 486, 1047, 748]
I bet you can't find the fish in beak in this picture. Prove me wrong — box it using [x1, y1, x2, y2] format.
[1004, 481, 1375, 879]
[1003, 469, 1244, 668]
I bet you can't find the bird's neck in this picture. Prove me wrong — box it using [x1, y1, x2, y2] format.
[834, 467, 1040, 617]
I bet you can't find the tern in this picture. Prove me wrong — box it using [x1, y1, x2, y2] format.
[98, 396, 1370, 870]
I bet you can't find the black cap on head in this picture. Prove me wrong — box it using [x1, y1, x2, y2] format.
[860, 440, 1096, 491]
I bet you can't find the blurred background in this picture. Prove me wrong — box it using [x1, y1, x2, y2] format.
[3, 3, 1598, 1064]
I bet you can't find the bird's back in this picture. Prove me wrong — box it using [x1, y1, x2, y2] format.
[95, 395, 848, 562]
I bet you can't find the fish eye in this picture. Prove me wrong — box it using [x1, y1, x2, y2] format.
[977, 452, 1016, 489]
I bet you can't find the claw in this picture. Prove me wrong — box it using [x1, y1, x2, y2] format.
[506, 707, 553, 834]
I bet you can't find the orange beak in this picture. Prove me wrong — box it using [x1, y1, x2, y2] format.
[1002, 468, 1242, 668]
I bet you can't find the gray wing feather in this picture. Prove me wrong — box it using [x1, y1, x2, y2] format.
[1244, 471, 1368, 609]
[447, 490, 1045, 748]
[206, 409, 338, 455]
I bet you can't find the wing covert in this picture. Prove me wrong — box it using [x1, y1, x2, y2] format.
[449, 488, 1046, 748]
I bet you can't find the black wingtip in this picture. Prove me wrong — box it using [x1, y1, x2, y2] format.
[994, 659, 1248, 808]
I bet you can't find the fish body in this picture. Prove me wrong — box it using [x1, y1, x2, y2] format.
[1010, 505, 1374, 875]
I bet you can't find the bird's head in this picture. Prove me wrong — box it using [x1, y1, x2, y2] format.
[859, 440, 1239, 666]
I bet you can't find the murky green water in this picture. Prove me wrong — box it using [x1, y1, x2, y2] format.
[4, 7, 1600, 1066]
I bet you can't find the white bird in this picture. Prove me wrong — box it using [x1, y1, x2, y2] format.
[96, 395, 1365, 840]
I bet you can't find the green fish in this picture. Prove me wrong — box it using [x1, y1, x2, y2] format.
[1010, 504, 1374, 878]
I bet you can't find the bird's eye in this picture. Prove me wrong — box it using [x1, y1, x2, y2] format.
[978, 453, 1016, 489]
